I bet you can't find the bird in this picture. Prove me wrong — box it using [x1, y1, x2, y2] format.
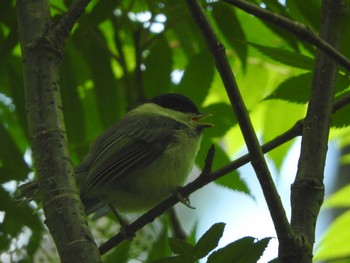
[16, 93, 213, 216]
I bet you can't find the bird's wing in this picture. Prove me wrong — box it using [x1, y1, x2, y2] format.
[78, 114, 185, 196]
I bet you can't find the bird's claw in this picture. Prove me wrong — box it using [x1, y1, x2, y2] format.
[173, 190, 195, 209]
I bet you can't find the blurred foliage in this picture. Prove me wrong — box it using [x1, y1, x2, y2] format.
[1, 0, 350, 262]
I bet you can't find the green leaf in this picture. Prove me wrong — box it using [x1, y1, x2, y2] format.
[197, 140, 250, 195]
[168, 237, 195, 256]
[241, 0, 302, 52]
[76, 28, 125, 128]
[266, 72, 350, 104]
[84, 0, 119, 25]
[314, 210, 350, 262]
[5, 57, 28, 137]
[147, 227, 172, 262]
[143, 35, 173, 97]
[0, 122, 29, 183]
[286, 0, 321, 30]
[262, 101, 304, 171]
[103, 240, 131, 263]
[202, 103, 237, 139]
[265, 73, 311, 103]
[194, 222, 226, 259]
[60, 43, 87, 147]
[332, 91, 350, 128]
[215, 169, 250, 195]
[166, 2, 205, 60]
[207, 236, 255, 263]
[0, 186, 43, 238]
[243, 237, 272, 263]
[176, 51, 214, 107]
[324, 184, 350, 208]
[247, 42, 314, 70]
[207, 236, 271, 263]
[212, 2, 247, 70]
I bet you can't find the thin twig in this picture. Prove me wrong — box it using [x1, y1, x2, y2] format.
[221, 0, 350, 72]
[168, 208, 187, 240]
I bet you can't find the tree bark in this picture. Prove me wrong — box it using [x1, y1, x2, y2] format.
[16, 0, 101, 262]
[289, 1, 347, 262]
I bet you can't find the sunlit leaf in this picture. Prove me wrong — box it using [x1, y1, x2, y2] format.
[211, 2, 248, 70]
[247, 42, 314, 70]
[324, 184, 350, 208]
[176, 51, 214, 106]
[315, 210, 350, 262]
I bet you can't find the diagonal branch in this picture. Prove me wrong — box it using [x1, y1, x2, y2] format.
[185, 0, 293, 246]
[221, 0, 350, 72]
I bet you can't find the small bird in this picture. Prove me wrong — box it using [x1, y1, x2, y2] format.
[16, 93, 213, 216]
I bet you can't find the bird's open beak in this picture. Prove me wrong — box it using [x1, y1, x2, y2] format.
[191, 113, 214, 128]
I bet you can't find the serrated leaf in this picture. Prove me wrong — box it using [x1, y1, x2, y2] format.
[215, 169, 250, 195]
[212, 2, 247, 70]
[194, 222, 226, 259]
[242, 237, 272, 263]
[168, 237, 195, 256]
[176, 51, 214, 107]
[207, 236, 255, 263]
[247, 42, 314, 70]
[265, 73, 312, 103]
[266, 72, 350, 104]
[207, 236, 271, 263]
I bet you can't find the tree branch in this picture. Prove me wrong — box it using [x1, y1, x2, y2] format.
[221, 0, 350, 72]
[53, 0, 91, 45]
[16, 0, 100, 262]
[185, 0, 293, 246]
[289, 1, 348, 262]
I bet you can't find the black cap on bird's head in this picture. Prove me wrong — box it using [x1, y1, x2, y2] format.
[150, 93, 200, 114]
[150, 93, 213, 129]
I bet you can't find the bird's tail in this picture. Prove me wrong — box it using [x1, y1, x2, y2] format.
[15, 181, 40, 205]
